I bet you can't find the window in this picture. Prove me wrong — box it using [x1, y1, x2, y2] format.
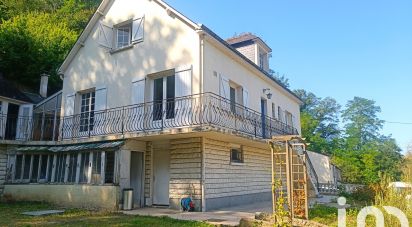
[10, 151, 116, 185]
[30, 155, 40, 182]
[105, 152, 115, 184]
[91, 151, 102, 184]
[54, 154, 66, 183]
[285, 111, 293, 127]
[230, 148, 244, 163]
[67, 154, 77, 183]
[230, 87, 236, 113]
[116, 24, 131, 48]
[15, 155, 23, 181]
[278, 106, 282, 121]
[80, 91, 95, 132]
[166, 75, 175, 119]
[259, 53, 265, 69]
[79, 152, 90, 183]
[272, 103, 276, 118]
[39, 155, 49, 181]
[22, 155, 31, 181]
[153, 75, 176, 121]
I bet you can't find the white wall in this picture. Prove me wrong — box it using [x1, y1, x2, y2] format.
[62, 0, 200, 114]
[203, 40, 302, 133]
[307, 151, 336, 184]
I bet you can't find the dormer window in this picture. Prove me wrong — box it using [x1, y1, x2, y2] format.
[116, 24, 132, 48]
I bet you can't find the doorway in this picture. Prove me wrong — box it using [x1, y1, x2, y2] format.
[130, 152, 144, 208]
[261, 99, 267, 138]
[5, 103, 19, 139]
[153, 148, 170, 205]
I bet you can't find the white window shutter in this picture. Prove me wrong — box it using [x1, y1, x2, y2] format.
[219, 74, 230, 100]
[242, 88, 249, 108]
[175, 66, 192, 97]
[95, 87, 107, 111]
[132, 80, 145, 104]
[64, 94, 75, 116]
[98, 22, 113, 49]
[132, 17, 144, 43]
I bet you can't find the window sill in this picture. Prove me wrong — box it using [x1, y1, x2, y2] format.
[110, 44, 134, 54]
[109, 40, 144, 55]
[230, 162, 245, 166]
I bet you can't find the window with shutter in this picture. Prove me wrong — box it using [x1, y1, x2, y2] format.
[98, 16, 144, 51]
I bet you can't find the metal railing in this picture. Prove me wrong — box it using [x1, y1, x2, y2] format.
[0, 113, 59, 141]
[304, 151, 320, 193]
[1, 93, 298, 142]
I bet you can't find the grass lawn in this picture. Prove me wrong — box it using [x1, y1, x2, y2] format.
[309, 204, 359, 227]
[0, 202, 214, 227]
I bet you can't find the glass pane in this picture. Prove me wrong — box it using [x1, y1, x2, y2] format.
[30, 155, 40, 182]
[39, 155, 48, 180]
[67, 154, 77, 183]
[166, 75, 175, 119]
[22, 155, 31, 180]
[153, 78, 163, 121]
[79, 153, 89, 184]
[230, 87, 236, 113]
[55, 154, 66, 183]
[15, 155, 23, 180]
[105, 152, 115, 184]
[91, 152, 102, 184]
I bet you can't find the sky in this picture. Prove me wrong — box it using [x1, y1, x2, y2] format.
[166, 0, 412, 152]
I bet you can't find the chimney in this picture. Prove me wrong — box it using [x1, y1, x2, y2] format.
[39, 73, 49, 98]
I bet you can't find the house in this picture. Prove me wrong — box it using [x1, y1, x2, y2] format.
[1, 0, 312, 211]
[306, 151, 341, 194]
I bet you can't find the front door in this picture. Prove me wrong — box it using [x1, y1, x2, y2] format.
[130, 152, 144, 208]
[261, 99, 267, 138]
[153, 149, 170, 205]
[152, 75, 175, 128]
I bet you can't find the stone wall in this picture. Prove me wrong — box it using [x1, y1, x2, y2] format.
[169, 138, 202, 210]
[0, 145, 7, 196]
[203, 138, 271, 210]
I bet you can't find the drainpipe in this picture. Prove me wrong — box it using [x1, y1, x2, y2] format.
[201, 137, 206, 212]
[198, 31, 206, 212]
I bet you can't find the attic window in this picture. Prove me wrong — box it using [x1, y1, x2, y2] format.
[98, 16, 145, 50]
[116, 24, 132, 48]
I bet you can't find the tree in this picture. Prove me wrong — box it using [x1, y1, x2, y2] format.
[0, 0, 100, 92]
[0, 12, 78, 91]
[342, 97, 384, 150]
[294, 89, 341, 153]
[333, 97, 402, 184]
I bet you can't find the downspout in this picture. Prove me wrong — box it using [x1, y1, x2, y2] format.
[198, 31, 206, 212]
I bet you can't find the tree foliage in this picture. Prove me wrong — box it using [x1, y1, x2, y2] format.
[0, 0, 100, 93]
[295, 89, 341, 154]
[296, 89, 403, 184]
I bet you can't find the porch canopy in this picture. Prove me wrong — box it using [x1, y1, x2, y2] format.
[16, 140, 124, 153]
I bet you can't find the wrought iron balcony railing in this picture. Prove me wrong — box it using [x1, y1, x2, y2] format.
[0, 93, 298, 142]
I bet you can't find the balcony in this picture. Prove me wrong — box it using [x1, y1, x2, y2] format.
[0, 93, 298, 142]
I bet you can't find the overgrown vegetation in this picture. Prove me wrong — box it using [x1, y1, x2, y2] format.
[295, 89, 403, 184]
[0, 201, 214, 227]
[0, 0, 101, 93]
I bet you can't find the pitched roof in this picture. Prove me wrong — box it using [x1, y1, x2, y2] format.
[226, 33, 272, 52]
[58, 0, 301, 104]
[0, 76, 33, 103]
